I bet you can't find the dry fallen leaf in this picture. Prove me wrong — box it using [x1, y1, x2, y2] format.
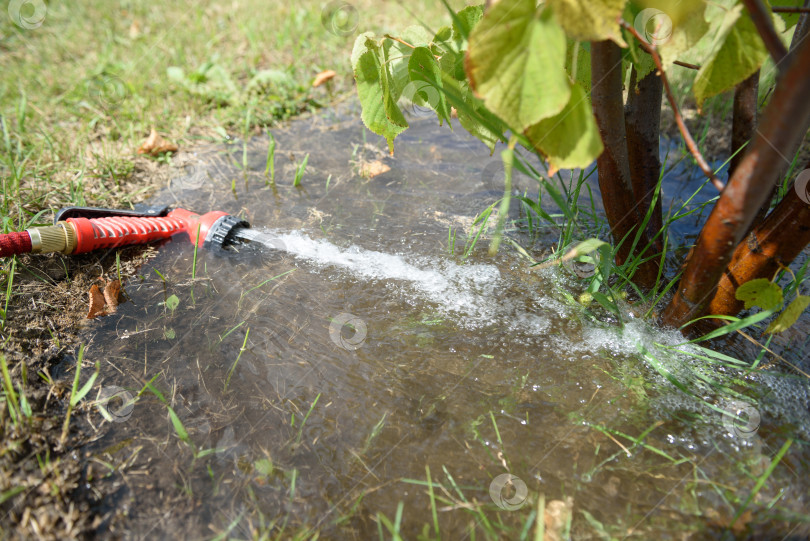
[87, 285, 106, 319]
[137, 129, 178, 156]
[360, 160, 391, 178]
[103, 280, 121, 312]
[312, 69, 337, 87]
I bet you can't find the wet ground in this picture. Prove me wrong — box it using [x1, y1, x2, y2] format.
[66, 105, 809, 538]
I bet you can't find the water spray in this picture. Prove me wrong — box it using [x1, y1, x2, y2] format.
[0, 206, 250, 258]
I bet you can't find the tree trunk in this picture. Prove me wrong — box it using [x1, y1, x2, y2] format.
[661, 37, 810, 330]
[707, 174, 810, 317]
[591, 41, 659, 289]
[625, 64, 664, 249]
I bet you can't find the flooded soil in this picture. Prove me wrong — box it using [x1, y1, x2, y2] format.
[51, 106, 810, 538]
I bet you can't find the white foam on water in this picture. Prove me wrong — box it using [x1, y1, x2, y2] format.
[248, 229, 546, 331]
[245, 228, 810, 438]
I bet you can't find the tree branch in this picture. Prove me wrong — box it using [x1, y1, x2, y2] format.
[772, 6, 810, 13]
[620, 19, 725, 192]
[742, 0, 789, 66]
[661, 36, 810, 330]
[673, 60, 701, 70]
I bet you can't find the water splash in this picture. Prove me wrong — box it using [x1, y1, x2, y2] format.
[239, 228, 548, 332]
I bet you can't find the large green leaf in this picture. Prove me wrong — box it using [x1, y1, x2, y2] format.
[467, 0, 570, 132]
[524, 83, 604, 174]
[352, 33, 408, 152]
[548, 0, 627, 46]
[693, 5, 781, 108]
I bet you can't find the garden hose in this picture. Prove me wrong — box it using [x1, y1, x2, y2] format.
[0, 206, 250, 258]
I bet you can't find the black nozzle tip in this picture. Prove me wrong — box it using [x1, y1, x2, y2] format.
[204, 214, 250, 252]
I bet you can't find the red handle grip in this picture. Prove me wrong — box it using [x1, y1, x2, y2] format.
[68, 210, 228, 254]
[0, 231, 32, 257]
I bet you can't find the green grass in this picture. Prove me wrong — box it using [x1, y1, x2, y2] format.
[2, 3, 808, 538]
[0, 0, 454, 222]
[0, 0, 460, 320]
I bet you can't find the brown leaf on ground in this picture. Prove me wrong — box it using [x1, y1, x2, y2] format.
[137, 129, 178, 156]
[360, 160, 391, 178]
[312, 69, 337, 87]
[87, 285, 106, 319]
[103, 280, 121, 312]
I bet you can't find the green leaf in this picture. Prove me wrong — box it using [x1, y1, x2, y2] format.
[693, 5, 781, 109]
[687, 308, 778, 341]
[467, 0, 570, 131]
[440, 47, 467, 82]
[455, 84, 506, 151]
[735, 278, 784, 311]
[767, 295, 810, 333]
[18, 385, 31, 418]
[400, 25, 432, 48]
[165, 294, 179, 312]
[565, 40, 591, 93]
[352, 33, 409, 152]
[0, 486, 26, 505]
[407, 47, 451, 124]
[71, 362, 99, 408]
[452, 4, 484, 42]
[592, 291, 620, 316]
[564, 238, 608, 259]
[771, 0, 805, 28]
[524, 83, 604, 173]
[168, 406, 192, 446]
[631, 0, 709, 70]
[433, 25, 452, 43]
[254, 457, 275, 477]
[548, 0, 627, 46]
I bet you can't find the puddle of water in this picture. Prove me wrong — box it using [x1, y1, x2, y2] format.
[79, 104, 810, 538]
